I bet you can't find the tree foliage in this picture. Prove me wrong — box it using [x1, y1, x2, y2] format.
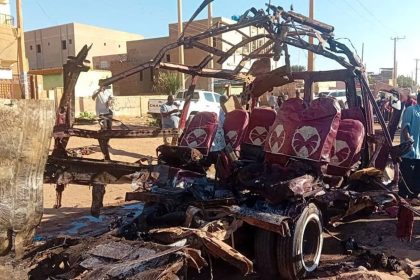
[397, 75, 415, 88]
[153, 71, 182, 95]
[291, 65, 306, 72]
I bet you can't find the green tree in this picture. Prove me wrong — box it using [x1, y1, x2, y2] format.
[291, 65, 306, 72]
[397, 75, 415, 88]
[153, 71, 182, 95]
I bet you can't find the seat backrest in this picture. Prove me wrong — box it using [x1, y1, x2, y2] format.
[240, 107, 276, 161]
[327, 118, 365, 176]
[179, 112, 218, 155]
[265, 97, 341, 164]
[264, 98, 306, 165]
[341, 107, 366, 125]
[223, 109, 249, 150]
[242, 107, 277, 147]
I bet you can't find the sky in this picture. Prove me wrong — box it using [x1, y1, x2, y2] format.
[10, 0, 420, 78]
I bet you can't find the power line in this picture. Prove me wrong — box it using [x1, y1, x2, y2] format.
[341, 0, 389, 37]
[354, 0, 394, 33]
[35, 0, 57, 25]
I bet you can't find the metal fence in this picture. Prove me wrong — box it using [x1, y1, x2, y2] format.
[0, 13, 14, 26]
[0, 75, 20, 99]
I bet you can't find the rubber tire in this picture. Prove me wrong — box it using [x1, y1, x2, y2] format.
[276, 203, 323, 280]
[254, 229, 279, 279]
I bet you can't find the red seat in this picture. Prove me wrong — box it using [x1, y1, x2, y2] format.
[341, 107, 366, 125]
[179, 111, 218, 156]
[265, 97, 341, 164]
[327, 118, 365, 176]
[264, 98, 306, 165]
[242, 107, 277, 147]
[223, 109, 249, 150]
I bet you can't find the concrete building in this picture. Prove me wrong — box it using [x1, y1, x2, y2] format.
[0, 0, 20, 98]
[105, 18, 269, 96]
[368, 68, 393, 85]
[25, 23, 143, 70]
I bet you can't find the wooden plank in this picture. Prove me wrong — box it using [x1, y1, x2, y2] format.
[0, 99, 55, 256]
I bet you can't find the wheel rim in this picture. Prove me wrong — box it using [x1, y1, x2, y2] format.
[300, 213, 323, 272]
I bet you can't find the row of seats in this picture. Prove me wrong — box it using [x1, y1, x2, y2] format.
[168, 97, 366, 177]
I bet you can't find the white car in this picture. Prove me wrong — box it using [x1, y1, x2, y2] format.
[148, 90, 222, 124]
[317, 90, 347, 108]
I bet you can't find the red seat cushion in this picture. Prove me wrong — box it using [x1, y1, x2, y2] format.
[327, 119, 365, 176]
[265, 97, 341, 164]
[265, 99, 305, 164]
[223, 109, 249, 150]
[242, 107, 277, 147]
[179, 112, 218, 155]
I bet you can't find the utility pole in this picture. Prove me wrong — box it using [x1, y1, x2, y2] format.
[208, 2, 214, 91]
[415, 58, 420, 86]
[361, 43, 364, 62]
[307, 0, 314, 72]
[16, 0, 30, 99]
[391, 36, 405, 87]
[177, 0, 185, 89]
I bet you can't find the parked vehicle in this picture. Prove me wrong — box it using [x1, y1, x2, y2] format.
[148, 90, 222, 125]
[318, 90, 347, 108]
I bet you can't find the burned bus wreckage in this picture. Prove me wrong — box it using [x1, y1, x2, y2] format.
[11, 1, 418, 279]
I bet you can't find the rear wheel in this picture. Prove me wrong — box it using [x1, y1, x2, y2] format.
[254, 229, 279, 279]
[277, 203, 323, 279]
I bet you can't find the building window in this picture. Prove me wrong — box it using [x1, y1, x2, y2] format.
[36, 44, 41, 53]
[104, 42, 107, 46]
[69, 39, 72, 44]
[100, 61, 110, 69]
[150, 68, 154, 82]
[140, 70, 143, 81]
[166, 54, 171, 62]
[213, 37, 217, 48]
[62, 40, 66, 50]
[29, 45, 33, 51]
[48, 42, 50, 46]
[118, 44, 121, 48]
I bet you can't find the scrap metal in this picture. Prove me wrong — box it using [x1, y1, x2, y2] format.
[37, 0, 420, 279]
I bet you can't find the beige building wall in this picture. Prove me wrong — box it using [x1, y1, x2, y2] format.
[0, 25, 17, 68]
[109, 37, 172, 95]
[73, 23, 143, 67]
[25, 24, 76, 69]
[25, 23, 143, 70]
[108, 17, 267, 95]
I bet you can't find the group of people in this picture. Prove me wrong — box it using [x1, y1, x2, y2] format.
[267, 90, 303, 111]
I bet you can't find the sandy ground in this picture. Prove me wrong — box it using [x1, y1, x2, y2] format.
[36, 119, 419, 279]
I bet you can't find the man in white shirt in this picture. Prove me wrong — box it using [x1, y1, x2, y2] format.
[92, 85, 113, 130]
[160, 95, 180, 145]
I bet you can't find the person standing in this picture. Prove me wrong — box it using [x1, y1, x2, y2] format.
[399, 92, 420, 205]
[268, 92, 278, 110]
[160, 95, 180, 145]
[92, 85, 113, 130]
[92, 85, 113, 160]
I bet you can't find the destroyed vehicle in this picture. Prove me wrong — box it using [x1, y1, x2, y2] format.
[141, 70, 410, 279]
[39, 1, 417, 279]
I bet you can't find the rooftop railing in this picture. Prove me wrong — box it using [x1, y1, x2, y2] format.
[0, 13, 14, 26]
